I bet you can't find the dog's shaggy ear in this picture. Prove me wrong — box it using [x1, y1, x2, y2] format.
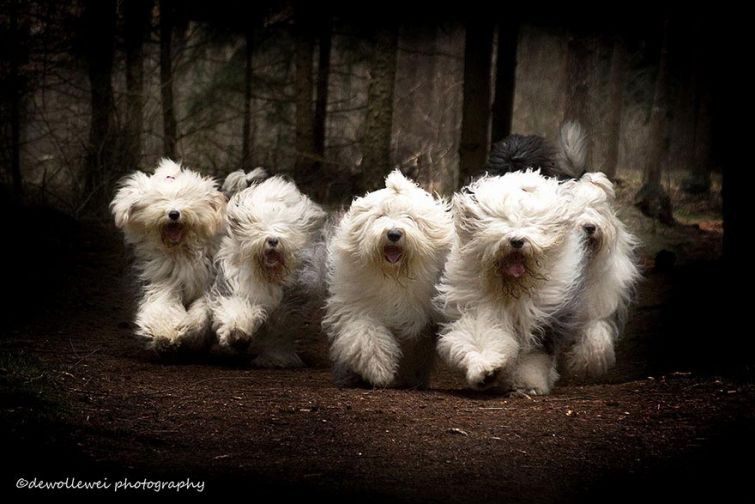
[110, 173, 148, 229]
[208, 190, 227, 233]
[385, 169, 417, 194]
[583, 172, 615, 200]
[451, 192, 480, 241]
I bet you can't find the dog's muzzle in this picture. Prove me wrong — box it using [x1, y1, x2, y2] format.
[161, 222, 184, 246]
[498, 251, 527, 279]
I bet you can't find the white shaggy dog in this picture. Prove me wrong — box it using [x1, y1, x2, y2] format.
[111, 159, 226, 351]
[323, 170, 454, 388]
[561, 172, 640, 377]
[435, 170, 584, 395]
[210, 176, 326, 367]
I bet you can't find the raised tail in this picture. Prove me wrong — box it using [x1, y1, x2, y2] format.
[557, 121, 588, 178]
[221, 167, 269, 198]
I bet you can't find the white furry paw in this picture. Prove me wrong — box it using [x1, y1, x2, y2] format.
[510, 352, 557, 395]
[216, 324, 254, 352]
[465, 352, 511, 390]
[565, 322, 616, 378]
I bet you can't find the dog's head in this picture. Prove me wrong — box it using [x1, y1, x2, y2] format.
[453, 171, 574, 294]
[226, 176, 325, 284]
[340, 170, 453, 276]
[566, 172, 617, 254]
[110, 159, 225, 251]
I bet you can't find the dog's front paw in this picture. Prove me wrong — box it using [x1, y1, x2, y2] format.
[465, 353, 510, 390]
[216, 324, 253, 352]
[565, 339, 615, 379]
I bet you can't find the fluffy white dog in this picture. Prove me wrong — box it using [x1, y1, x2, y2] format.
[561, 171, 640, 377]
[435, 170, 584, 395]
[210, 176, 326, 367]
[111, 159, 226, 351]
[323, 170, 454, 388]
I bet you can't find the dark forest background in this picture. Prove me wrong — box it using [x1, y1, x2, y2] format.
[0, 1, 746, 298]
[0, 2, 735, 212]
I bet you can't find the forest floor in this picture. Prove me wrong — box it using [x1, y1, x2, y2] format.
[2, 180, 752, 502]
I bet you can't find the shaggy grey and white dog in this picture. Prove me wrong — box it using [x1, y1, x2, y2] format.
[323, 170, 455, 388]
[210, 176, 326, 367]
[435, 170, 584, 394]
[111, 159, 226, 352]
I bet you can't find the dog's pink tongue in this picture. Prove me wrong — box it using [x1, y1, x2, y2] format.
[384, 246, 402, 264]
[504, 262, 526, 278]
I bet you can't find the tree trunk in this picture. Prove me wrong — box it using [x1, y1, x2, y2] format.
[294, 8, 316, 184]
[241, 26, 254, 170]
[459, 18, 494, 186]
[635, 18, 673, 225]
[124, 0, 152, 172]
[603, 35, 627, 179]
[490, 17, 518, 144]
[563, 32, 597, 164]
[361, 24, 399, 192]
[83, 0, 117, 213]
[682, 31, 713, 195]
[8, 0, 23, 201]
[313, 15, 332, 196]
[159, 0, 177, 159]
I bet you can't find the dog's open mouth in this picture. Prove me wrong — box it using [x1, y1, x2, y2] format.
[161, 222, 184, 246]
[383, 245, 403, 264]
[263, 249, 284, 268]
[499, 252, 527, 279]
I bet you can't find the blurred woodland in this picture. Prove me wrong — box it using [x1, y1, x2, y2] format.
[0, 1, 737, 244]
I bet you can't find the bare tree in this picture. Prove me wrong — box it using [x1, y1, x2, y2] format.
[82, 0, 118, 212]
[682, 25, 713, 195]
[159, 0, 177, 158]
[124, 0, 153, 172]
[603, 35, 627, 179]
[294, 8, 316, 182]
[361, 23, 398, 192]
[312, 15, 332, 199]
[635, 18, 673, 225]
[7, 0, 23, 200]
[459, 18, 494, 185]
[241, 25, 254, 170]
[563, 31, 597, 164]
[490, 16, 519, 144]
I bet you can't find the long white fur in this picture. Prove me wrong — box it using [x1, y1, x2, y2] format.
[323, 170, 454, 388]
[561, 172, 640, 377]
[210, 176, 326, 367]
[435, 170, 585, 395]
[110, 159, 226, 351]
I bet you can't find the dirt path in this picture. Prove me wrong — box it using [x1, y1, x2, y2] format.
[2, 224, 752, 502]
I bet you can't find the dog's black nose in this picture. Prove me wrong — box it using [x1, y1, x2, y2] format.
[510, 238, 525, 249]
[168, 210, 180, 221]
[583, 224, 596, 236]
[266, 237, 279, 247]
[387, 229, 403, 242]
